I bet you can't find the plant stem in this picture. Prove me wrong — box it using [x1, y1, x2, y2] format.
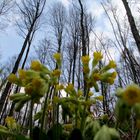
[75, 107, 78, 128]
[52, 86, 57, 125]
[80, 88, 89, 132]
[30, 100, 34, 139]
[40, 86, 50, 132]
[135, 129, 139, 140]
[131, 109, 135, 140]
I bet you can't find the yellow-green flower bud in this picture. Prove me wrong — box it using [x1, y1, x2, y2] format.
[83, 66, 90, 74]
[53, 96, 59, 103]
[56, 84, 64, 91]
[77, 90, 83, 97]
[53, 53, 61, 67]
[100, 72, 116, 84]
[30, 60, 42, 71]
[108, 60, 116, 68]
[25, 85, 34, 95]
[102, 60, 116, 72]
[92, 52, 103, 68]
[91, 72, 101, 81]
[18, 69, 26, 80]
[65, 84, 74, 92]
[95, 95, 103, 101]
[93, 52, 103, 61]
[88, 91, 94, 97]
[106, 77, 115, 85]
[65, 83, 76, 96]
[53, 53, 61, 61]
[47, 104, 53, 111]
[52, 69, 61, 77]
[111, 71, 117, 79]
[8, 74, 18, 84]
[5, 117, 17, 130]
[32, 78, 43, 88]
[82, 55, 90, 64]
[122, 84, 140, 105]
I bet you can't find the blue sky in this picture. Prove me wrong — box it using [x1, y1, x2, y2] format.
[0, 0, 138, 63]
[0, 0, 104, 62]
[0, 27, 23, 61]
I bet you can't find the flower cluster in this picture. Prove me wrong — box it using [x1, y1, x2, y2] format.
[82, 52, 117, 92]
[116, 84, 140, 106]
[8, 61, 48, 99]
[8, 53, 62, 111]
[122, 84, 140, 105]
[5, 117, 17, 130]
[116, 84, 140, 130]
[53, 53, 61, 68]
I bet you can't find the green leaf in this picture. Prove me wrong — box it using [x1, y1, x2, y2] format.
[83, 117, 100, 140]
[94, 125, 111, 140]
[94, 125, 120, 140]
[133, 103, 140, 118]
[10, 93, 27, 103]
[0, 125, 11, 135]
[34, 110, 43, 121]
[115, 99, 131, 123]
[108, 128, 120, 140]
[15, 96, 30, 111]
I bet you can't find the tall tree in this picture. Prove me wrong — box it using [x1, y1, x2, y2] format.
[0, 0, 46, 117]
[122, 0, 140, 53]
[49, 1, 66, 54]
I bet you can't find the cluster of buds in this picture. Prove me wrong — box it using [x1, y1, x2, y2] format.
[8, 61, 49, 99]
[8, 53, 62, 111]
[82, 52, 117, 92]
[5, 117, 18, 131]
[116, 84, 140, 129]
[0, 116, 20, 136]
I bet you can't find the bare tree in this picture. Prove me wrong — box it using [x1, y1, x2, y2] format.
[67, 5, 80, 85]
[49, 2, 66, 54]
[0, 0, 46, 118]
[101, 1, 140, 84]
[34, 38, 55, 69]
[0, 0, 14, 30]
[122, 0, 140, 53]
[0, 0, 14, 15]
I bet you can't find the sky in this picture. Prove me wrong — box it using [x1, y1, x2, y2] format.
[0, 0, 139, 63]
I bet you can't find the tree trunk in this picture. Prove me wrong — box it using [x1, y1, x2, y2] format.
[0, 21, 35, 116]
[78, 0, 87, 96]
[122, 0, 140, 53]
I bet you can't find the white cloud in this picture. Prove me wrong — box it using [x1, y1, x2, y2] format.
[58, 0, 70, 7]
[87, 1, 104, 19]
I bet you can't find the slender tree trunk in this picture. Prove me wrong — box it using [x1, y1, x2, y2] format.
[78, 0, 87, 96]
[0, 20, 36, 116]
[122, 0, 140, 53]
[72, 43, 78, 85]
[68, 59, 72, 83]
[8, 35, 33, 118]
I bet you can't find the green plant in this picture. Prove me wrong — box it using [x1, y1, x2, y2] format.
[2, 51, 140, 140]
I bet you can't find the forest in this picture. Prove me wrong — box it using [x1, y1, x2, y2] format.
[0, 0, 140, 139]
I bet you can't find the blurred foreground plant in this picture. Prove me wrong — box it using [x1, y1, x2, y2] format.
[3, 51, 139, 140]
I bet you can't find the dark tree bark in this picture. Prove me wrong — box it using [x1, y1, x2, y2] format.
[78, 0, 87, 96]
[122, 0, 140, 53]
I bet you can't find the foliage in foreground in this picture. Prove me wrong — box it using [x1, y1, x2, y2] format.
[0, 52, 140, 140]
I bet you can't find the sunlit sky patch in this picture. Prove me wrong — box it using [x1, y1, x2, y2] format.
[0, 0, 139, 62]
